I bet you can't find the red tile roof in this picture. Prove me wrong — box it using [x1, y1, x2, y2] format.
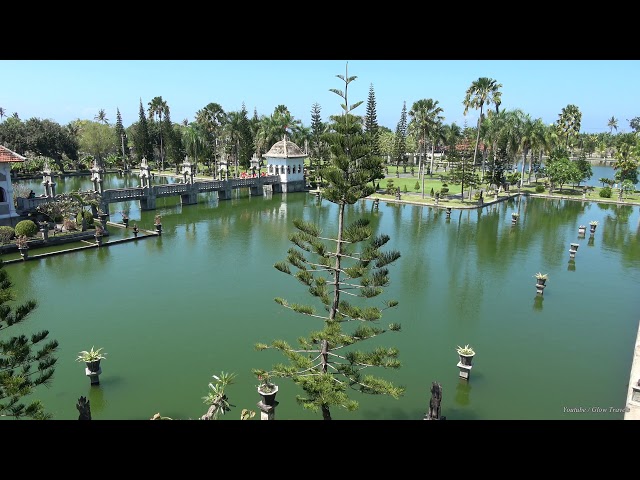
[0, 145, 26, 163]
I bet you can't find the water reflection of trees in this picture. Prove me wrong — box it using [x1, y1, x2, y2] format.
[600, 205, 640, 268]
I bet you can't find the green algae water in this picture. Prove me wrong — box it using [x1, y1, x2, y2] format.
[5, 175, 640, 420]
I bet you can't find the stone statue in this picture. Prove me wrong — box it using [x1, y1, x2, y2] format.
[426, 381, 444, 420]
[77, 396, 91, 420]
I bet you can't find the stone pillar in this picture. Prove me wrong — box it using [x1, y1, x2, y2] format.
[569, 242, 579, 259]
[457, 351, 475, 380]
[90, 159, 105, 194]
[40, 222, 49, 242]
[139, 157, 152, 189]
[85, 363, 102, 386]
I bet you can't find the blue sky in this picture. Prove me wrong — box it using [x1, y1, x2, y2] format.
[1, 60, 638, 134]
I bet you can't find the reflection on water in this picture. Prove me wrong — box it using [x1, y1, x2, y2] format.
[6, 174, 640, 420]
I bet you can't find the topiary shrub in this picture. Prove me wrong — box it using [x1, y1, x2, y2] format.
[14, 219, 39, 237]
[599, 186, 612, 198]
[535, 185, 545, 193]
[0, 226, 15, 244]
[440, 187, 449, 195]
[76, 211, 95, 226]
[64, 218, 78, 231]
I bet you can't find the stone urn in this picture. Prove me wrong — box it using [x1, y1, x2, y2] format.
[257, 384, 279, 406]
[85, 359, 102, 374]
[456, 345, 475, 367]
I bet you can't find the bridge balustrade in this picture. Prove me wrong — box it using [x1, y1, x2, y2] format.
[17, 175, 284, 214]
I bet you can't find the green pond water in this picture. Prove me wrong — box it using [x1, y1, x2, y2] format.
[5, 174, 640, 420]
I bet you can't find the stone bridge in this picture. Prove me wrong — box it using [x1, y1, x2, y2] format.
[17, 175, 282, 216]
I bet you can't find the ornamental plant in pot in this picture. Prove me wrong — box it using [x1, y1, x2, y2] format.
[456, 344, 475, 366]
[121, 208, 130, 227]
[76, 346, 107, 373]
[254, 369, 278, 406]
[16, 235, 29, 257]
[534, 272, 548, 285]
[589, 220, 598, 233]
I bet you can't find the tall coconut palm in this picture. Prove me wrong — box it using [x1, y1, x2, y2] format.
[182, 124, 207, 176]
[608, 116, 618, 134]
[408, 98, 444, 197]
[195, 102, 226, 175]
[527, 118, 548, 184]
[148, 96, 169, 172]
[463, 77, 502, 172]
[94, 109, 109, 125]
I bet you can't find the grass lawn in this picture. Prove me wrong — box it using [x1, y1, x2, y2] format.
[364, 175, 640, 208]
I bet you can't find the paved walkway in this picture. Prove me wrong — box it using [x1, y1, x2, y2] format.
[624, 319, 640, 419]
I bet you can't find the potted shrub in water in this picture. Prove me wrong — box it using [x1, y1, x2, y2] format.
[76, 346, 107, 373]
[154, 215, 162, 234]
[456, 344, 475, 366]
[534, 272, 548, 286]
[589, 220, 598, 234]
[121, 208, 130, 228]
[254, 370, 278, 406]
[94, 224, 105, 245]
[16, 235, 29, 259]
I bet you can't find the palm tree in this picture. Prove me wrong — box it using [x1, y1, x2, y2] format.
[148, 96, 169, 172]
[608, 116, 618, 134]
[463, 77, 503, 172]
[408, 98, 444, 198]
[195, 102, 226, 175]
[556, 104, 582, 151]
[224, 111, 245, 177]
[527, 118, 549, 184]
[94, 109, 109, 125]
[182, 124, 207, 176]
[0, 107, 5, 121]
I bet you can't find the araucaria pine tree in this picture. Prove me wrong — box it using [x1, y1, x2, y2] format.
[0, 259, 59, 419]
[256, 64, 404, 420]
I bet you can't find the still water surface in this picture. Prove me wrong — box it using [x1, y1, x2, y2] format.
[6, 174, 640, 420]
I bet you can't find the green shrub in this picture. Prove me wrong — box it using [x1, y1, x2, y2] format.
[440, 187, 449, 195]
[535, 185, 545, 193]
[414, 181, 420, 192]
[14, 219, 39, 237]
[76, 211, 95, 226]
[0, 226, 15, 244]
[403, 185, 408, 193]
[599, 186, 612, 198]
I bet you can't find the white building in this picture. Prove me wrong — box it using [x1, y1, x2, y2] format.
[263, 136, 307, 193]
[0, 145, 26, 227]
